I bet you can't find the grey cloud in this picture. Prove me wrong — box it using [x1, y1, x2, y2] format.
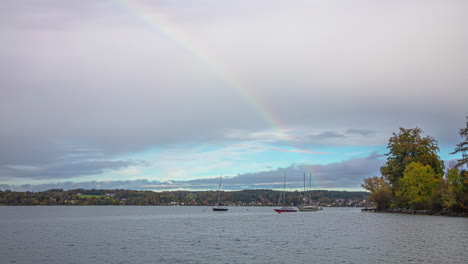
[346, 129, 377, 137]
[290, 129, 384, 148]
[0, 0, 123, 30]
[0, 179, 156, 192]
[309, 131, 346, 140]
[0, 160, 148, 180]
[193, 151, 383, 189]
[155, 151, 385, 190]
[1, 153, 385, 191]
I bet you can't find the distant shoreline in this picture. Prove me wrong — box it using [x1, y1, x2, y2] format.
[0, 189, 369, 207]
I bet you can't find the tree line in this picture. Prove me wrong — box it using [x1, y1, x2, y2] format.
[0, 188, 367, 207]
[362, 117, 468, 215]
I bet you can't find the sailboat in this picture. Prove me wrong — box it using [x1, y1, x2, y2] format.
[213, 176, 228, 211]
[298, 173, 322, 212]
[274, 172, 297, 213]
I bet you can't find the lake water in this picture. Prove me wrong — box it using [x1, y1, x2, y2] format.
[0, 206, 466, 264]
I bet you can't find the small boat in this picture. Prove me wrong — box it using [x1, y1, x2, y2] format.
[213, 207, 228, 212]
[213, 176, 228, 212]
[274, 172, 297, 213]
[297, 205, 322, 211]
[274, 206, 298, 213]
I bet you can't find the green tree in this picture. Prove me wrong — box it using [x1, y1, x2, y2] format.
[450, 116, 468, 168]
[396, 162, 442, 210]
[443, 167, 468, 213]
[381, 128, 444, 190]
[361, 176, 392, 210]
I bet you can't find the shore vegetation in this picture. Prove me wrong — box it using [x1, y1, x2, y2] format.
[362, 117, 468, 215]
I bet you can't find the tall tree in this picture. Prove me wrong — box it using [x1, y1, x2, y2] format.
[450, 116, 468, 168]
[381, 128, 444, 189]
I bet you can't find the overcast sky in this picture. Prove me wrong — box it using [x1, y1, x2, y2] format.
[1, 0, 467, 192]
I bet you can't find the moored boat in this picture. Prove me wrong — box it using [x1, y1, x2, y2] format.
[274, 172, 297, 213]
[213, 176, 228, 212]
[213, 207, 228, 211]
[297, 205, 322, 211]
[298, 173, 323, 212]
[274, 206, 298, 213]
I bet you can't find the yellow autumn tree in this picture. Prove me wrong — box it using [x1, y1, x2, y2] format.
[397, 162, 442, 210]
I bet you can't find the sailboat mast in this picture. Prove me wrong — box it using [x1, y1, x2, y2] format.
[282, 172, 286, 206]
[217, 176, 222, 205]
[309, 172, 312, 205]
[303, 173, 306, 199]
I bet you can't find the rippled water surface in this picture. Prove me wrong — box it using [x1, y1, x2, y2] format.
[1, 206, 466, 263]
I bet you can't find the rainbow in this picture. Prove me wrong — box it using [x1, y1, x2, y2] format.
[113, 0, 324, 187]
[114, 0, 289, 133]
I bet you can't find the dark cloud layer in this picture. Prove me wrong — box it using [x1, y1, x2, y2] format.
[0, 160, 148, 180]
[346, 129, 377, 137]
[1, 153, 385, 191]
[309, 131, 347, 140]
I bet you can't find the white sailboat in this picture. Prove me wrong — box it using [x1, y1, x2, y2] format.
[298, 173, 322, 212]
